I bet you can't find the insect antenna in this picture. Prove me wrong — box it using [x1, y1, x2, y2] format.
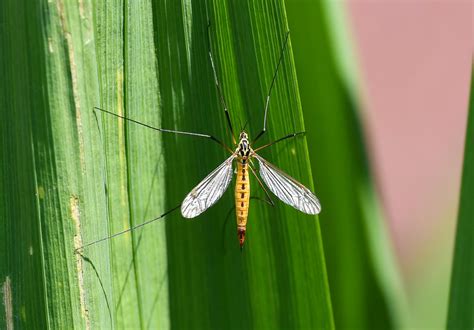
[206, 22, 236, 145]
[253, 31, 290, 144]
[242, 120, 249, 132]
[74, 204, 180, 252]
[94, 107, 233, 153]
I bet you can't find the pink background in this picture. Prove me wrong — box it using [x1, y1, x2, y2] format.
[347, 1, 472, 326]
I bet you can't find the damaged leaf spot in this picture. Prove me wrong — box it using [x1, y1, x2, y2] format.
[37, 186, 45, 199]
[70, 196, 90, 329]
[2, 276, 13, 330]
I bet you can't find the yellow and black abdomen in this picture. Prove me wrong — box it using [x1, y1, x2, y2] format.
[235, 159, 250, 247]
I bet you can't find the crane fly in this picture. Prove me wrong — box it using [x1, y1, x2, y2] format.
[78, 27, 320, 252]
[180, 131, 321, 248]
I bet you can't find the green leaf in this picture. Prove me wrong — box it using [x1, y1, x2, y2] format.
[1, 0, 333, 328]
[159, 1, 333, 328]
[285, 0, 408, 328]
[447, 64, 474, 329]
[1, 0, 106, 328]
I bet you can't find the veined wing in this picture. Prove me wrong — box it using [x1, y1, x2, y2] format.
[181, 154, 236, 218]
[254, 154, 321, 215]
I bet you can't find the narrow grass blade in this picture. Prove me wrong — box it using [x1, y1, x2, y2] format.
[447, 64, 474, 329]
[285, 0, 407, 328]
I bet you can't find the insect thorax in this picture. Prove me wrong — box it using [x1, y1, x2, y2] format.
[237, 132, 251, 158]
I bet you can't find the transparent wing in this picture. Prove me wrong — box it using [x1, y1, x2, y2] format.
[254, 154, 321, 214]
[181, 155, 235, 218]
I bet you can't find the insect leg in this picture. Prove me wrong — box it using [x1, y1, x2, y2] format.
[253, 31, 290, 144]
[251, 196, 274, 207]
[248, 160, 275, 206]
[94, 107, 233, 153]
[253, 131, 305, 152]
[207, 22, 236, 145]
[75, 204, 181, 252]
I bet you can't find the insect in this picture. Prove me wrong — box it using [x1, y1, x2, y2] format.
[180, 127, 321, 248]
[80, 26, 320, 252]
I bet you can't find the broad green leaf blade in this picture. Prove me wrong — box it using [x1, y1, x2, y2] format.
[447, 64, 474, 329]
[94, 1, 169, 328]
[155, 0, 333, 328]
[285, 0, 407, 328]
[1, 0, 112, 328]
[2, 0, 334, 328]
[1, 2, 49, 327]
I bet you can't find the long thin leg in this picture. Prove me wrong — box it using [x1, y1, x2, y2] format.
[75, 204, 180, 252]
[248, 160, 275, 206]
[253, 131, 305, 152]
[94, 107, 233, 153]
[207, 23, 236, 145]
[251, 195, 274, 207]
[253, 31, 290, 144]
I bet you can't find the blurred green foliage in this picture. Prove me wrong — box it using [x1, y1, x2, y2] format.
[286, 0, 407, 328]
[447, 65, 474, 329]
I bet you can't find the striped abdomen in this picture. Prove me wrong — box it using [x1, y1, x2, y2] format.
[235, 159, 250, 248]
